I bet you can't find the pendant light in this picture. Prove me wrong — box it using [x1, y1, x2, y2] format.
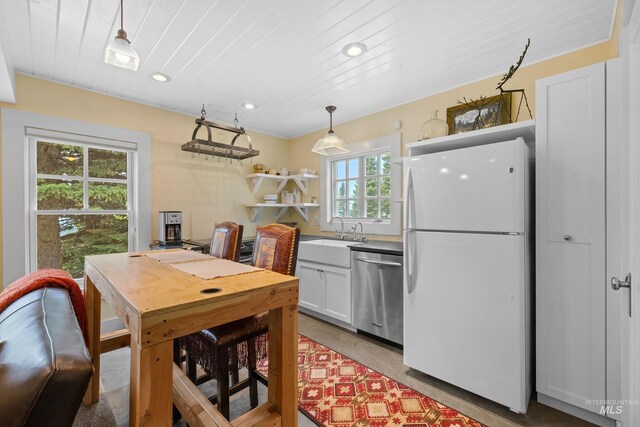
[104, 0, 140, 71]
[312, 106, 350, 156]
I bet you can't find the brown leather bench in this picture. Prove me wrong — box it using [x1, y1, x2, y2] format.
[0, 286, 93, 427]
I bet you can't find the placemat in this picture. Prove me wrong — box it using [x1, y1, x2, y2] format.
[145, 251, 217, 264]
[169, 258, 262, 280]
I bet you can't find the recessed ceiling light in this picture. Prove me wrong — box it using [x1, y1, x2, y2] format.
[150, 72, 171, 82]
[242, 103, 257, 110]
[342, 42, 367, 57]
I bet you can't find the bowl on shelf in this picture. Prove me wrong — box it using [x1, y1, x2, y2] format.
[264, 194, 278, 204]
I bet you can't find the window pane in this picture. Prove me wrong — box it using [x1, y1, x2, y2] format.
[380, 176, 391, 197]
[37, 178, 83, 210]
[365, 178, 378, 197]
[37, 141, 83, 176]
[365, 156, 378, 176]
[89, 182, 128, 210]
[335, 181, 346, 198]
[89, 148, 127, 179]
[348, 158, 359, 178]
[348, 179, 359, 198]
[336, 200, 346, 217]
[335, 161, 346, 180]
[348, 200, 359, 218]
[365, 199, 379, 218]
[381, 153, 390, 175]
[381, 198, 391, 219]
[36, 214, 128, 279]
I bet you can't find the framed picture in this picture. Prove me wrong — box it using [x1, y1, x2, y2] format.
[446, 93, 512, 135]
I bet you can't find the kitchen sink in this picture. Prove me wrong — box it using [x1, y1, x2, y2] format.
[298, 239, 364, 268]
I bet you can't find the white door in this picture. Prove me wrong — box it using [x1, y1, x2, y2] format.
[535, 62, 606, 411]
[405, 139, 526, 233]
[605, 57, 628, 422]
[404, 231, 529, 413]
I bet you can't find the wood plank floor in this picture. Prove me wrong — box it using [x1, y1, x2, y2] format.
[100, 313, 595, 426]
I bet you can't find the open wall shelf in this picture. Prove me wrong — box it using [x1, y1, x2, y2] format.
[246, 173, 319, 195]
[245, 203, 320, 222]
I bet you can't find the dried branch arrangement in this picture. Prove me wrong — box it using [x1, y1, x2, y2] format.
[496, 38, 533, 121]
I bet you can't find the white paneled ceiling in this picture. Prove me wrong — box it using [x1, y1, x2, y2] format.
[0, 0, 617, 138]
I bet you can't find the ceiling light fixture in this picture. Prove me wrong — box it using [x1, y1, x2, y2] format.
[242, 103, 256, 110]
[150, 72, 171, 82]
[104, 0, 140, 71]
[312, 106, 350, 156]
[342, 42, 367, 57]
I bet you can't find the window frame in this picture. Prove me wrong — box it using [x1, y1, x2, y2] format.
[1, 108, 151, 287]
[27, 136, 135, 278]
[330, 149, 391, 220]
[320, 133, 401, 236]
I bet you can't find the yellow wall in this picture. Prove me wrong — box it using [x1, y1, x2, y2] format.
[288, 26, 621, 240]
[0, 1, 623, 280]
[0, 74, 291, 282]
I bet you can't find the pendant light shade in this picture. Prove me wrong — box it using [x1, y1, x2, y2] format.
[312, 106, 349, 156]
[105, 1, 139, 71]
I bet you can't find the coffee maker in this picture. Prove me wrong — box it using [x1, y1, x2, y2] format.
[158, 211, 182, 246]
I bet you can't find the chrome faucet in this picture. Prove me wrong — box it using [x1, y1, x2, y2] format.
[330, 216, 346, 239]
[352, 221, 366, 242]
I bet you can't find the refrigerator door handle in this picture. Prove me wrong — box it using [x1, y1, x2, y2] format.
[403, 166, 416, 293]
[403, 166, 413, 230]
[404, 229, 417, 293]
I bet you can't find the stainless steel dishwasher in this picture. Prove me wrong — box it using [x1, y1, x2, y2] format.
[351, 250, 403, 345]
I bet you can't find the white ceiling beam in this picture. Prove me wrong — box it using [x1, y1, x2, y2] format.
[0, 41, 16, 104]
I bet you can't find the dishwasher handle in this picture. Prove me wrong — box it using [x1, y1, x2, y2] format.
[354, 257, 402, 267]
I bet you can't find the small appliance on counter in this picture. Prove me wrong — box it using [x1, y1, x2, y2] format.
[158, 211, 182, 246]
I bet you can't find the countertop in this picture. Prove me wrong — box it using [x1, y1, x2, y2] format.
[300, 234, 403, 256]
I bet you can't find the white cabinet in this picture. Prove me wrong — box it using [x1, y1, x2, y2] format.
[536, 61, 623, 426]
[297, 260, 351, 325]
[298, 263, 323, 312]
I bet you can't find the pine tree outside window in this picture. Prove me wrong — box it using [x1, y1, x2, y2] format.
[30, 138, 132, 280]
[331, 151, 391, 220]
[318, 133, 401, 236]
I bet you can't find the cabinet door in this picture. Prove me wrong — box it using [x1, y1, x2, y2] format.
[323, 267, 351, 323]
[535, 62, 606, 411]
[298, 262, 323, 313]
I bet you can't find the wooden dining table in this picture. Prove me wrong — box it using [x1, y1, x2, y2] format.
[82, 250, 299, 426]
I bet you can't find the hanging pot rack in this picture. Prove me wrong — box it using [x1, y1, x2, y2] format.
[181, 106, 259, 161]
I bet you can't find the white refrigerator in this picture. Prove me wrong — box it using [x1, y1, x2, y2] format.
[403, 138, 531, 413]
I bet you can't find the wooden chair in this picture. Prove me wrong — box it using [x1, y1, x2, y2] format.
[181, 223, 300, 420]
[175, 221, 243, 422]
[209, 221, 244, 261]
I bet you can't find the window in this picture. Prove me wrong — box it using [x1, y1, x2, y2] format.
[2, 108, 151, 286]
[320, 133, 401, 236]
[332, 151, 391, 220]
[29, 138, 132, 279]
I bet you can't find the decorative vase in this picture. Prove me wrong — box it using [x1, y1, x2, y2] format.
[420, 109, 448, 140]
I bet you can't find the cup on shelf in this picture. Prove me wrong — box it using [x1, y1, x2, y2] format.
[300, 168, 309, 175]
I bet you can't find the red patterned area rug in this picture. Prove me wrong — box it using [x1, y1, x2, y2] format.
[258, 335, 486, 427]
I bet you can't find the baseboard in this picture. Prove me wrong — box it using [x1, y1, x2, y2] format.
[299, 308, 356, 332]
[537, 393, 616, 427]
